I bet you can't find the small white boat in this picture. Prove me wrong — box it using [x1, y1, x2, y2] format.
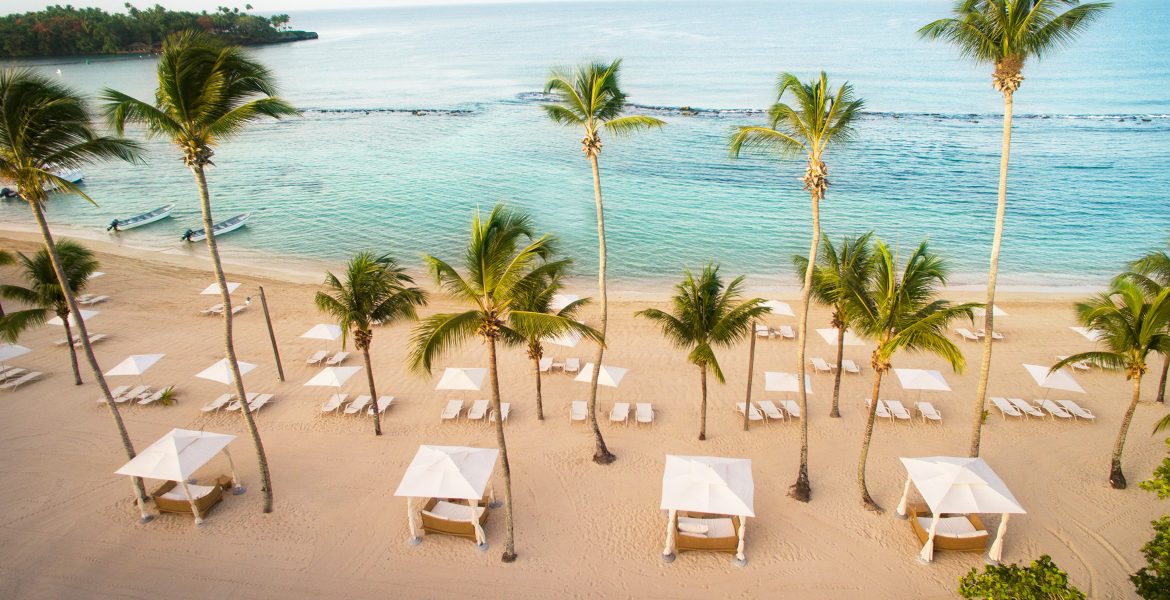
[181, 213, 251, 242]
[43, 168, 84, 192]
[108, 204, 174, 232]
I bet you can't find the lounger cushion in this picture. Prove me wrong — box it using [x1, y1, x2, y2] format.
[425, 500, 477, 522]
[158, 483, 217, 502]
[677, 519, 709, 535]
[678, 516, 734, 538]
[917, 516, 982, 538]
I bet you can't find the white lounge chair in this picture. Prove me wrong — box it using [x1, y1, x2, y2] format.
[0, 366, 23, 381]
[781, 399, 802, 420]
[200, 304, 223, 315]
[539, 357, 553, 373]
[306, 350, 328, 366]
[490, 402, 510, 422]
[635, 402, 654, 426]
[116, 385, 150, 404]
[1037, 399, 1074, 420]
[345, 395, 373, 415]
[777, 325, 795, 340]
[990, 397, 1024, 419]
[0, 371, 42, 391]
[325, 351, 349, 366]
[369, 396, 395, 415]
[225, 392, 260, 411]
[886, 400, 913, 422]
[1057, 399, 1095, 421]
[230, 304, 249, 315]
[916, 401, 942, 424]
[200, 393, 232, 413]
[756, 400, 785, 421]
[441, 399, 463, 421]
[73, 333, 107, 347]
[868, 398, 892, 420]
[466, 399, 490, 421]
[610, 402, 630, 424]
[570, 400, 587, 424]
[810, 357, 834, 374]
[1008, 397, 1045, 418]
[755, 323, 771, 338]
[99, 385, 130, 404]
[565, 358, 580, 374]
[1057, 355, 1091, 372]
[247, 393, 275, 412]
[138, 386, 173, 406]
[322, 393, 347, 413]
[977, 329, 1004, 341]
[735, 402, 764, 421]
[77, 294, 110, 305]
[841, 359, 861, 375]
[955, 328, 980, 342]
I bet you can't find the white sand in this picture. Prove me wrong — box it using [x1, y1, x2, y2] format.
[0, 232, 1163, 599]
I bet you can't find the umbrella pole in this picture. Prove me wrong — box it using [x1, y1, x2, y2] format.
[222, 448, 245, 495]
[662, 509, 677, 563]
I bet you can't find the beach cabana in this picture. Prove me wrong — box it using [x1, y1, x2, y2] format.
[895, 456, 1025, 563]
[393, 445, 499, 549]
[114, 428, 242, 525]
[660, 455, 754, 566]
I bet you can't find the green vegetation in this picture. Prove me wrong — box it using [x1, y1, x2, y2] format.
[0, 4, 315, 58]
[959, 555, 1085, 600]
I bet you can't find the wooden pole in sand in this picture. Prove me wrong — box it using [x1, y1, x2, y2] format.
[258, 285, 284, 381]
[743, 320, 757, 432]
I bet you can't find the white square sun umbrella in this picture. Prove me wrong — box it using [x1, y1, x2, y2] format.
[542, 321, 585, 348]
[105, 353, 165, 385]
[574, 363, 628, 387]
[115, 428, 243, 525]
[816, 328, 865, 346]
[435, 367, 487, 391]
[305, 366, 361, 387]
[764, 371, 813, 394]
[972, 305, 1008, 318]
[394, 445, 500, 547]
[196, 358, 256, 384]
[660, 455, 754, 565]
[201, 281, 241, 295]
[1023, 363, 1084, 395]
[548, 294, 580, 312]
[761, 300, 795, 317]
[301, 324, 342, 341]
[1069, 326, 1104, 342]
[0, 343, 31, 366]
[46, 309, 98, 327]
[894, 368, 951, 403]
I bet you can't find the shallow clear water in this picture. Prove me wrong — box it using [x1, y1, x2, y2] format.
[2, 0, 1168, 289]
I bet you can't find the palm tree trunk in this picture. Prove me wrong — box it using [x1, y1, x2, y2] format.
[743, 321, 757, 432]
[831, 323, 845, 418]
[790, 193, 821, 502]
[28, 199, 149, 519]
[192, 163, 273, 513]
[587, 153, 615, 464]
[486, 336, 517, 562]
[699, 366, 708, 441]
[361, 343, 380, 436]
[969, 90, 1014, 458]
[1110, 373, 1143, 489]
[532, 357, 544, 421]
[61, 318, 82, 385]
[1156, 355, 1168, 404]
[858, 366, 885, 512]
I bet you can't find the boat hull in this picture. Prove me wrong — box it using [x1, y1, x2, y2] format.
[110, 204, 174, 231]
[183, 213, 251, 243]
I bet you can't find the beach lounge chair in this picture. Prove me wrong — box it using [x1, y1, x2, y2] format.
[955, 328, 980, 342]
[841, 359, 861, 375]
[369, 396, 395, 415]
[325, 351, 349, 366]
[908, 504, 988, 554]
[200, 304, 223, 315]
[441, 399, 463, 421]
[539, 357, 552, 373]
[0, 371, 42, 391]
[345, 395, 373, 415]
[200, 393, 233, 413]
[777, 325, 795, 340]
[138, 386, 173, 406]
[78, 294, 110, 306]
[565, 358, 580, 374]
[674, 512, 743, 556]
[1057, 399, 1096, 421]
[810, 357, 834, 374]
[490, 402, 510, 422]
[151, 479, 226, 519]
[916, 401, 942, 424]
[420, 498, 490, 542]
[781, 399, 801, 420]
[99, 385, 130, 404]
[306, 350, 328, 366]
[755, 323, 771, 338]
[226, 393, 260, 411]
[977, 329, 1004, 341]
[229, 304, 249, 315]
[735, 402, 764, 421]
[885, 400, 913, 422]
[990, 397, 1024, 419]
[1037, 399, 1075, 420]
[0, 366, 23, 381]
[636, 402, 654, 426]
[569, 400, 587, 424]
[116, 385, 150, 404]
[73, 333, 107, 348]
[322, 393, 347, 413]
[610, 402, 630, 424]
[1008, 397, 1045, 418]
[868, 398, 892, 420]
[247, 394, 275, 412]
[1057, 355, 1091, 372]
[756, 400, 785, 421]
[466, 399, 490, 421]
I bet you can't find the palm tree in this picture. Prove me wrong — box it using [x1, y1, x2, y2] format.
[637, 264, 769, 440]
[543, 59, 665, 464]
[0, 241, 97, 384]
[509, 267, 597, 421]
[0, 68, 150, 520]
[729, 71, 864, 501]
[848, 240, 976, 512]
[0, 249, 15, 317]
[1125, 239, 1170, 403]
[919, 0, 1112, 459]
[315, 252, 427, 436]
[793, 232, 875, 418]
[409, 204, 599, 562]
[103, 31, 298, 513]
[1055, 281, 1170, 489]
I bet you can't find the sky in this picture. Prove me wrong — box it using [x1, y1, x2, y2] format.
[5, 0, 588, 15]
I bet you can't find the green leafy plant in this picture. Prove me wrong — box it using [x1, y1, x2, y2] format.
[158, 385, 176, 407]
[958, 555, 1085, 600]
[1132, 516, 1170, 599]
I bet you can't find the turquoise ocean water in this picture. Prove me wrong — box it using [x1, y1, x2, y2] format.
[1, 0, 1168, 290]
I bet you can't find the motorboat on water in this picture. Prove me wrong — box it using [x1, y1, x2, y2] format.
[181, 213, 251, 242]
[108, 204, 175, 232]
[43, 167, 84, 192]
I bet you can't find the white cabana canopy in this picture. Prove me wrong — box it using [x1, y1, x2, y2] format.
[394, 445, 499, 547]
[972, 305, 1008, 318]
[435, 367, 486, 391]
[1023, 363, 1084, 394]
[305, 366, 361, 387]
[894, 368, 951, 392]
[815, 327, 865, 346]
[1070, 326, 1103, 342]
[764, 371, 812, 394]
[895, 456, 1025, 563]
[660, 455, 754, 564]
[549, 294, 580, 312]
[115, 428, 242, 524]
[105, 353, 164, 377]
[195, 358, 256, 384]
[201, 282, 241, 295]
[761, 300, 796, 317]
[0, 343, 31, 363]
[47, 309, 98, 326]
[575, 363, 629, 387]
[300, 324, 342, 341]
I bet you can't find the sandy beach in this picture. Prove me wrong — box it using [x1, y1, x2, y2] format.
[0, 231, 1164, 599]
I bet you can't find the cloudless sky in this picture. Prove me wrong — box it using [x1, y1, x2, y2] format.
[6, 0, 593, 15]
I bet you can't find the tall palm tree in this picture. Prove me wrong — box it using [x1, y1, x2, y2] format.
[0, 248, 12, 317]
[543, 59, 665, 464]
[848, 240, 976, 512]
[0, 241, 97, 384]
[0, 68, 150, 520]
[103, 31, 298, 513]
[729, 71, 864, 501]
[509, 267, 597, 421]
[315, 252, 427, 436]
[409, 204, 598, 562]
[1125, 240, 1170, 403]
[637, 264, 769, 440]
[919, 0, 1111, 459]
[1055, 281, 1170, 489]
[793, 232, 875, 418]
